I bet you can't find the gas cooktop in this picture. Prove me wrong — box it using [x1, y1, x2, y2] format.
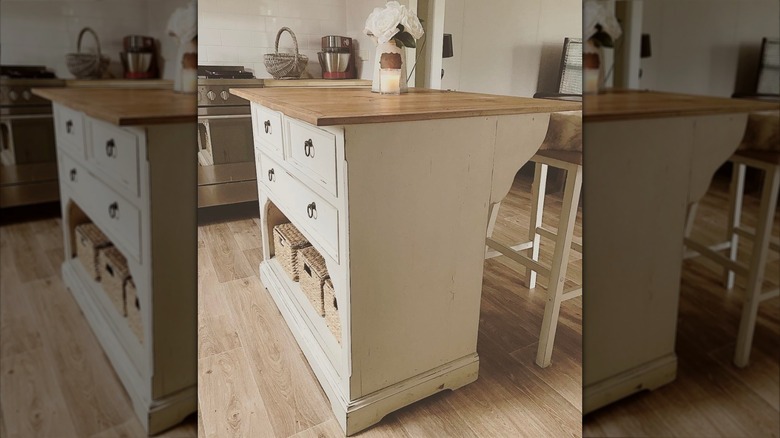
[197, 65, 255, 80]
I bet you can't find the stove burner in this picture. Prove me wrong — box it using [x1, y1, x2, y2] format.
[197, 65, 255, 80]
[0, 65, 57, 79]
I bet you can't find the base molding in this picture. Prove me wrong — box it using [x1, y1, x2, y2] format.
[583, 353, 677, 414]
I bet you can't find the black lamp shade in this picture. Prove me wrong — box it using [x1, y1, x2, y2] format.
[443, 33, 454, 58]
[641, 33, 652, 58]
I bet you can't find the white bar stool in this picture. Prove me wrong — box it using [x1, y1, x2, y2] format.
[486, 111, 582, 368]
[684, 110, 780, 368]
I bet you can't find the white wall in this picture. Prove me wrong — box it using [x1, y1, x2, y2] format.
[639, 0, 780, 96]
[198, 0, 410, 80]
[441, 0, 582, 97]
[0, 0, 190, 80]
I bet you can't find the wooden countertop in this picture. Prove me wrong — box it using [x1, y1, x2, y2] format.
[585, 89, 779, 122]
[65, 79, 173, 89]
[262, 79, 371, 88]
[32, 88, 196, 126]
[230, 87, 581, 126]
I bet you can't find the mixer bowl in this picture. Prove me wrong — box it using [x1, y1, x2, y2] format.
[318, 52, 350, 73]
[122, 52, 152, 73]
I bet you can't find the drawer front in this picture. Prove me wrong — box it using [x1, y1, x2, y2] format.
[287, 174, 339, 261]
[91, 183, 141, 262]
[257, 151, 292, 206]
[286, 119, 338, 197]
[252, 104, 283, 157]
[58, 151, 92, 207]
[90, 120, 140, 197]
[54, 105, 85, 158]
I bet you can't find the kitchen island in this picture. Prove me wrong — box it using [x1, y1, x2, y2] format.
[31, 88, 197, 434]
[582, 89, 779, 414]
[231, 87, 580, 435]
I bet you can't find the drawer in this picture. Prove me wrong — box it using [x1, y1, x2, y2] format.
[257, 150, 293, 206]
[91, 182, 141, 262]
[58, 151, 92, 208]
[252, 103, 283, 157]
[285, 118, 338, 197]
[258, 151, 339, 261]
[90, 120, 140, 197]
[287, 174, 339, 262]
[54, 105, 85, 158]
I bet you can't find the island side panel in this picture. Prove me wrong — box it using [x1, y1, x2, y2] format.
[583, 117, 694, 409]
[343, 117, 496, 398]
[147, 123, 198, 402]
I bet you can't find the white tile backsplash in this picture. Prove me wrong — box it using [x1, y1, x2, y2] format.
[0, 0, 191, 80]
[199, 0, 355, 78]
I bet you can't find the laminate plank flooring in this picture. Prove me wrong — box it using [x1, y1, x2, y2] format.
[583, 175, 780, 437]
[0, 215, 197, 437]
[198, 172, 583, 437]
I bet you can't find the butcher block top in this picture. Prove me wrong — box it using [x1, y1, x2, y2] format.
[31, 88, 196, 126]
[229, 87, 581, 126]
[585, 89, 779, 122]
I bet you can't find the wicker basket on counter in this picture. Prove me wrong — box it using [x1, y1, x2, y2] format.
[99, 246, 130, 317]
[66, 27, 110, 79]
[323, 278, 340, 343]
[264, 27, 308, 79]
[273, 223, 311, 282]
[125, 278, 143, 344]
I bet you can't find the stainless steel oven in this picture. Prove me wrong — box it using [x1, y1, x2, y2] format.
[197, 66, 264, 208]
[0, 67, 64, 208]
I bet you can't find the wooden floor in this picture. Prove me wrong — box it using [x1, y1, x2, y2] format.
[583, 174, 780, 437]
[0, 209, 197, 437]
[197, 171, 583, 437]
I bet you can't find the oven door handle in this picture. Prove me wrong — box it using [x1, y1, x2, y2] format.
[197, 114, 252, 121]
[0, 114, 53, 121]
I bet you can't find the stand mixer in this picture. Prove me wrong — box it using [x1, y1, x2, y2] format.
[318, 36, 357, 79]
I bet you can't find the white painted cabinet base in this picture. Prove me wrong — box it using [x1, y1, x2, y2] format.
[260, 261, 479, 434]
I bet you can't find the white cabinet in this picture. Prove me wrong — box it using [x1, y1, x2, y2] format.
[250, 101, 553, 435]
[52, 103, 197, 435]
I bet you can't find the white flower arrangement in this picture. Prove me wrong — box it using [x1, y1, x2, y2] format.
[584, 0, 622, 48]
[364, 1, 424, 48]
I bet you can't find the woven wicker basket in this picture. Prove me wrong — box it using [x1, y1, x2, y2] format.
[75, 223, 112, 280]
[125, 278, 143, 344]
[323, 279, 340, 343]
[67, 27, 110, 79]
[298, 246, 329, 316]
[264, 27, 308, 79]
[99, 246, 130, 317]
[273, 223, 311, 282]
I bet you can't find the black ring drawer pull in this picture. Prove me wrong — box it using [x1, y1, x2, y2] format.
[108, 202, 119, 219]
[304, 139, 314, 157]
[264, 120, 271, 133]
[69, 168, 77, 181]
[267, 168, 275, 181]
[306, 202, 317, 219]
[65, 120, 73, 133]
[106, 139, 116, 157]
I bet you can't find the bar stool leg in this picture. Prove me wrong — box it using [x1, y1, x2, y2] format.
[684, 202, 699, 239]
[527, 162, 548, 289]
[536, 163, 582, 368]
[485, 201, 501, 256]
[734, 164, 780, 368]
[725, 163, 746, 289]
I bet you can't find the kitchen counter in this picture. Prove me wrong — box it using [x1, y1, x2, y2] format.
[230, 87, 580, 126]
[585, 89, 779, 122]
[236, 87, 579, 434]
[65, 79, 174, 89]
[583, 89, 778, 414]
[32, 88, 195, 126]
[42, 88, 196, 433]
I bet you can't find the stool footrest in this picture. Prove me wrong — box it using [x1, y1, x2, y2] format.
[562, 286, 582, 300]
[683, 240, 732, 259]
[486, 237, 551, 278]
[734, 226, 780, 252]
[536, 226, 582, 252]
[759, 288, 779, 302]
[485, 241, 534, 259]
[684, 238, 749, 277]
